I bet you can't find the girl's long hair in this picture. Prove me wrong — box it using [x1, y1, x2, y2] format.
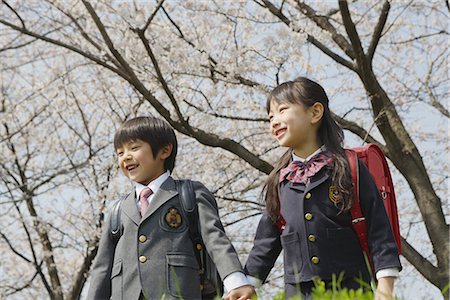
[264, 77, 353, 222]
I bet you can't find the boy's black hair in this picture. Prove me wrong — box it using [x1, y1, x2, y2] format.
[114, 116, 177, 172]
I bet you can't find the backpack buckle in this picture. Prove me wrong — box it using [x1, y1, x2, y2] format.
[381, 186, 387, 199]
[352, 217, 366, 224]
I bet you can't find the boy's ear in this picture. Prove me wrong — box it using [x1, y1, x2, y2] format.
[159, 144, 173, 159]
[310, 102, 324, 125]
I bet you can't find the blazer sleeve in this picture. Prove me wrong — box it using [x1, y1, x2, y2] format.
[244, 212, 282, 283]
[86, 212, 115, 300]
[358, 160, 402, 273]
[193, 181, 244, 279]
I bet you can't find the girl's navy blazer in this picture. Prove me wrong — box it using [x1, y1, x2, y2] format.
[245, 160, 401, 285]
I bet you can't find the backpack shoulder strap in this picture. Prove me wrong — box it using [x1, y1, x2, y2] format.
[346, 150, 364, 223]
[109, 194, 128, 244]
[177, 180, 201, 240]
[177, 180, 204, 267]
[346, 149, 374, 278]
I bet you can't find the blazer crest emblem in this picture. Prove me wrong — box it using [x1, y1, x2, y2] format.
[165, 207, 182, 228]
[328, 185, 341, 205]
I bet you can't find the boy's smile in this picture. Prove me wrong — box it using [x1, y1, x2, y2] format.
[116, 139, 171, 185]
[124, 163, 138, 173]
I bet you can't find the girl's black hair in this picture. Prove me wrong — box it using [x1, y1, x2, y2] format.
[114, 116, 177, 172]
[264, 77, 353, 222]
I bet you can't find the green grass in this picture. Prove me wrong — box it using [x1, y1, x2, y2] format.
[273, 274, 375, 300]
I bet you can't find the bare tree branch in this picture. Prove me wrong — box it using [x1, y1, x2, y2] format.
[293, 0, 356, 60]
[160, 6, 261, 87]
[424, 50, 450, 118]
[401, 236, 441, 287]
[367, 0, 390, 64]
[389, 30, 448, 45]
[0, 17, 128, 80]
[2, 0, 25, 29]
[134, 28, 188, 127]
[0, 104, 49, 143]
[183, 98, 268, 122]
[331, 111, 386, 152]
[142, 0, 166, 33]
[338, 0, 366, 70]
[261, 0, 356, 71]
[306, 35, 356, 71]
[81, 1, 136, 79]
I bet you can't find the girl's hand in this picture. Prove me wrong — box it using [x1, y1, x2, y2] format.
[375, 277, 395, 300]
[223, 284, 256, 300]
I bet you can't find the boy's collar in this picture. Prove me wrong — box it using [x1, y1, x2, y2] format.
[292, 145, 326, 162]
[135, 171, 170, 199]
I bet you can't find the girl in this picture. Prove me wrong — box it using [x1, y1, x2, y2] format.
[244, 77, 401, 300]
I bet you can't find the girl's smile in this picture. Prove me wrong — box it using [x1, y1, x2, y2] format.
[268, 100, 318, 155]
[274, 127, 287, 138]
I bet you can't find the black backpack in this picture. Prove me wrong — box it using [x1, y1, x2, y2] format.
[109, 179, 223, 299]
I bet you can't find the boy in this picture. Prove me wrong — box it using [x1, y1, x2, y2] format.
[87, 117, 255, 300]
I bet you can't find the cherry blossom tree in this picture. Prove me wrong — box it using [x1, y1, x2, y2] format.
[0, 1, 447, 299]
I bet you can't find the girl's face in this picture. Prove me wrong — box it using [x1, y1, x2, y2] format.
[268, 100, 320, 155]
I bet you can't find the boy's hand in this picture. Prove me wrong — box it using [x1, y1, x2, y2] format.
[223, 284, 256, 300]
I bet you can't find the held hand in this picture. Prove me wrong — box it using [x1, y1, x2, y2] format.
[223, 284, 256, 300]
[375, 277, 395, 300]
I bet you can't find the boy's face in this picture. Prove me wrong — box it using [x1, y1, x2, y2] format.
[116, 139, 172, 185]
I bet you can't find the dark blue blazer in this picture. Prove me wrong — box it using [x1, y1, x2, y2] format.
[245, 160, 401, 284]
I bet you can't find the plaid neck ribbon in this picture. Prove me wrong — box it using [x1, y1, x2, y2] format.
[279, 151, 334, 184]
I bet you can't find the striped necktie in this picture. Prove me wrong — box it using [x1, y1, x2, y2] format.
[139, 187, 153, 216]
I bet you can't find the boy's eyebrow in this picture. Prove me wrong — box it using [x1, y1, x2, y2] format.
[128, 139, 143, 146]
[122, 139, 139, 146]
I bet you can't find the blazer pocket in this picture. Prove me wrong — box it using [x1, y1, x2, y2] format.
[110, 260, 123, 300]
[166, 253, 201, 299]
[281, 232, 303, 278]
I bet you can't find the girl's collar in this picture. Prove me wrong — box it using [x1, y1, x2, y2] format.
[292, 145, 326, 162]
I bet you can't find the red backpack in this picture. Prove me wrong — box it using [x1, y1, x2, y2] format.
[345, 144, 402, 276]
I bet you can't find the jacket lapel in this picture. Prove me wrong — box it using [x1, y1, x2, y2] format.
[121, 192, 141, 226]
[286, 181, 306, 192]
[305, 171, 330, 193]
[141, 177, 178, 221]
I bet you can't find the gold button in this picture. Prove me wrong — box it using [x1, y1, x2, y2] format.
[305, 213, 313, 221]
[305, 192, 312, 199]
[311, 256, 320, 264]
[308, 234, 316, 242]
[139, 255, 147, 263]
[139, 235, 147, 243]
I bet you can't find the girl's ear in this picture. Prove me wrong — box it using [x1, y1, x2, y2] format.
[310, 102, 324, 124]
